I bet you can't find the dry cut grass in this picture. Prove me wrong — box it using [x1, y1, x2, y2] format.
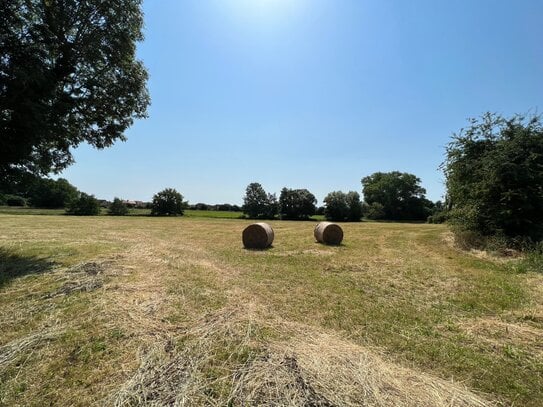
[0, 214, 542, 406]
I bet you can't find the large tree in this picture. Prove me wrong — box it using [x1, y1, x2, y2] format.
[151, 188, 187, 216]
[323, 190, 363, 222]
[242, 182, 278, 219]
[28, 177, 78, 208]
[0, 0, 149, 177]
[362, 171, 433, 220]
[443, 112, 543, 244]
[279, 187, 316, 220]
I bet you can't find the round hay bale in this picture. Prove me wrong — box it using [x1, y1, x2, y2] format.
[242, 223, 274, 249]
[314, 222, 343, 245]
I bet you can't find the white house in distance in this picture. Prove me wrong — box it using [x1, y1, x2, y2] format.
[122, 200, 146, 208]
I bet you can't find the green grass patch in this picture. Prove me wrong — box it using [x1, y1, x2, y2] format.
[1, 215, 542, 405]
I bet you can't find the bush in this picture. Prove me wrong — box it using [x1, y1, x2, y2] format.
[151, 188, 187, 216]
[443, 112, 543, 247]
[66, 193, 101, 215]
[427, 211, 448, 224]
[5, 195, 26, 206]
[28, 178, 78, 208]
[108, 197, 129, 216]
[514, 243, 543, 273]
[193, 203, 209, 211]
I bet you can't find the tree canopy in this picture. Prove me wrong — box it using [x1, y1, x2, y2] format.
[242, 183, 278, 219]
[361, 171, 433, 220]
[28, 177, 78, 208]
[65, 192, 100, 215]
[151, 188, 187, 216]
[443, 112, 543, 244]
[0, 0, 149, 177]
[108, 197, 129, 216]
[323, 191, 362, 221]
[279, 188, 317, 220]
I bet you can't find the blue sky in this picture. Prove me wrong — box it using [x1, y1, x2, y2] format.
[62, 0, 543, 205]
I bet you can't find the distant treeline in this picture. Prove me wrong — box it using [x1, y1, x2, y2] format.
[190, 203, 242, 212]
[241, 174, 445, 223]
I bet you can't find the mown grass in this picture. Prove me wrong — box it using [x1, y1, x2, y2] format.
[0, 206, 244, 219]
[0, 206, 328, 221]
[0, 215, 542, 406]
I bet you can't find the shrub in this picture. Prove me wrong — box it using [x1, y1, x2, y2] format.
[514, 243, 543, 273]
[427, 211, 448, 224]
[108, 197, 129, 216]
[66, 193, 101, 215]
[28, 178, 78, 208]
[193, 203, 209, 211]
[6, 195, 26, 206]
[451, 228, 486, 251]
[443, 112, 543, 247]
[151, 188, 187, 216]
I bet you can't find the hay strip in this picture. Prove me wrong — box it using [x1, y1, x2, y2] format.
[0, 328, 60, 370]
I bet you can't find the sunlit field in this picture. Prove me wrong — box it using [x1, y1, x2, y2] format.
[1, 214, 542, 406]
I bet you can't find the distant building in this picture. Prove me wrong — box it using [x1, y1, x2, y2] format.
[122, 200, 146, 208]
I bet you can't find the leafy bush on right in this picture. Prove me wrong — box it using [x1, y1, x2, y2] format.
[443, 112, 543, 249]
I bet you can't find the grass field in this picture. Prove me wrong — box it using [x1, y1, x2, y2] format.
[0, 206, 324, 221]
[1, 214, 542, 406]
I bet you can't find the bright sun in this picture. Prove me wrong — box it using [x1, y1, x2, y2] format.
[221, 0, 306, 23]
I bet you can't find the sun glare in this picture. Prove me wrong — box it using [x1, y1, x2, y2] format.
[219, 0, 306, 25]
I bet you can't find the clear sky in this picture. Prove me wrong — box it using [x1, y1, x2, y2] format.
[61, 0, 543, 205]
